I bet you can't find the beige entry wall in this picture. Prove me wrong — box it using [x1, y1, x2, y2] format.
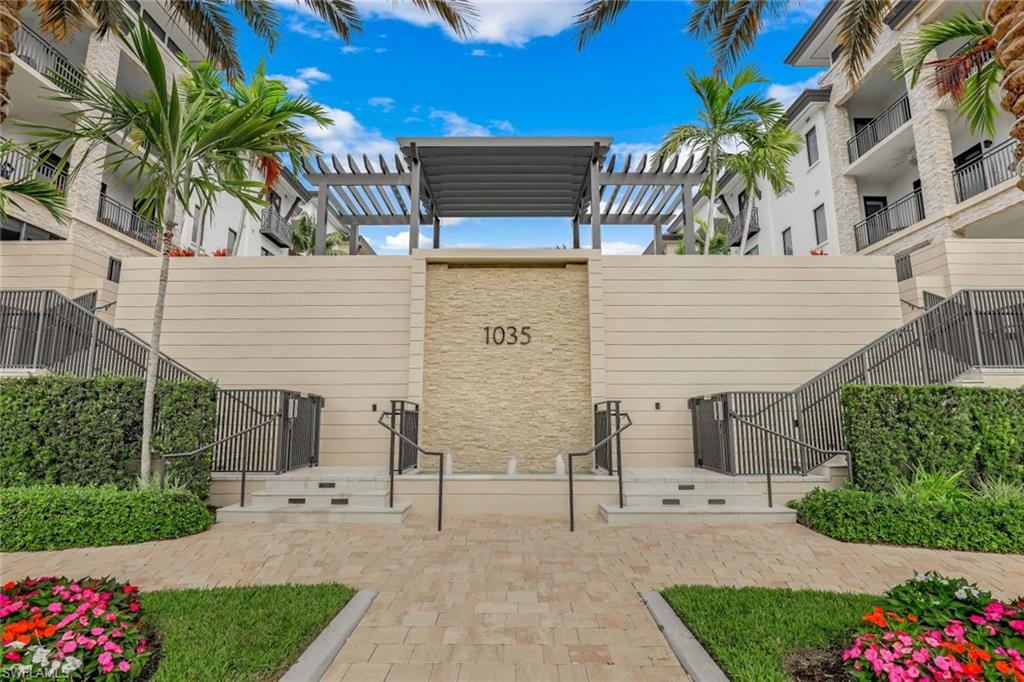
[420, 262, 592, 472]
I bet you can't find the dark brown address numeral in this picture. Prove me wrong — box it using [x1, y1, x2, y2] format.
[484, 326, 531, 345]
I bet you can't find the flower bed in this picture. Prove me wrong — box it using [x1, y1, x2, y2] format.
[2, 577, 153, 678]
[844, 573, 1024, 681]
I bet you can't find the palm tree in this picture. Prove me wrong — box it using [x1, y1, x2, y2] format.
[985, 0, 1024, 190]
[0, 0, 477, 123]
[31, 23, 329, 483]
[291, 213, 346, 255]
[0, 139, 68, 222]
[726, 120, 802, 254]
[674, 216, 730, 255]
[657, 66, 783, 253]
[574, 0, 895, 86]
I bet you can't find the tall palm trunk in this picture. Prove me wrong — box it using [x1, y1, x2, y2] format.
[704, 147, 719, 255]
[738, 194, 755, 254]
[987, 0, 1024, 190]
[140, 193, 176, 483]
[0, 0, 27, 125]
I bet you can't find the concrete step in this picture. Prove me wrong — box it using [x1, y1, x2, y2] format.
[599, 503, 796, 525]
[249, 489, 390, 509]
[217, 502, 410, 525]
[624, 490, 766, 508]
[262, 477, 388, 493]
[620, 480, 764, 495]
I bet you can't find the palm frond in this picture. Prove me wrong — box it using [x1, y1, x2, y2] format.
[688, 0, 789, 74]
[297, 0, 362, 43]
[958, 58, 1001, 136]
[84, 0, 130, 38]
[231, 0, 280, 50]
[34, 0, 88, 40]
[0, 176, 69, 222]
[896, 10, 993, 87]
[573, 0, 630, 50]
[406, 0, 477, 39]
[168, 0, 242, 80]
[836, 0, 892, 85]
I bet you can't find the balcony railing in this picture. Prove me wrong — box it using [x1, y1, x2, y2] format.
[847, 95, 912, 162]
[13, 24, 84, 92]
[953, 140, 1018, 202]
[0, 141, 67, 193]
[725, 207, 759, 247]
[854, 189, 925, 251]
[259, 209, 293, 248]
[97, 194, 159, 249]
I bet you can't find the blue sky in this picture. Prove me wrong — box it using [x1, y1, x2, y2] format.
[235, 1, 826, 254]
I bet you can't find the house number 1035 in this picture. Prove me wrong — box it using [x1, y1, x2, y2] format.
[484, 326, 531, 345]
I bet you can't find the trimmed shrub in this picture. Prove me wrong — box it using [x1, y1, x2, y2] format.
[0, 376, 216, 498]
[841, 384, 1024, 493]
[792, 487, 1024, 554]
[0, 485, 213, 551]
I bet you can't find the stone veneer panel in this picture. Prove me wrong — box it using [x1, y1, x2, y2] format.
[420, 262, 592, 472]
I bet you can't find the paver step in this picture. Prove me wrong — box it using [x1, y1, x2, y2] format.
[249, 489, 390, 509]
[599, 503, 796, 525]
[216, 503, 410, 525]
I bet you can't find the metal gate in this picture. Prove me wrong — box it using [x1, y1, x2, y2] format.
[593, 401, 622, 473]
[689, 395, 732, 474]
[390, 400, 420, 472]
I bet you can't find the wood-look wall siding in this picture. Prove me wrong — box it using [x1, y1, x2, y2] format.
[115, 257, 413, 467]
[0, 241, 119, 319]
[600, 255, 904, 467]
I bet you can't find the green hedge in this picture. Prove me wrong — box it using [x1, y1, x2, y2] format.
[842, 384, 1024, 493]
[0, 485, 214, 552]
[792, 487, 1024, 554]
[0, 376, 216, 498]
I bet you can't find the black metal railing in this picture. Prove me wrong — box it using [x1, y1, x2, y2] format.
[895, 253, 913, 282]
[854, 190, 925, 251]
[847, 95, 912, 162]
[97, 194, 160, 249]
[0, 141, 68, 193]
[0, 288, 324, 478]
[726, 207, 759, 247]
[953, 140, 1018, 202]
[690, 289, 1024, 479]
[377, 406, 444, 530]
[568, 408, 632, 531]
[13, 24, 84, 93]
[260, 209, 293, 248]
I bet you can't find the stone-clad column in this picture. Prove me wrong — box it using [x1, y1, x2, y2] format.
[822, 98, 862, 255]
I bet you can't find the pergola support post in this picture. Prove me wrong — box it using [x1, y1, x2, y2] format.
[572, 218, 580, 249]
[653, 222, 663, 255]
[315, 187, 328, 256]
[589, 158, 601, 250]
[433, 216, 440, 249]
[408, 157, 421, 254]
[349, 225, 359, 255]
[682, 183, 696, 256]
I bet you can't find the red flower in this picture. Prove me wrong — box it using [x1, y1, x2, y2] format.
[962, 662, 983, 676]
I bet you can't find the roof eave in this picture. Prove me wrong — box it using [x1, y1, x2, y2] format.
[785, 0, 841, 66]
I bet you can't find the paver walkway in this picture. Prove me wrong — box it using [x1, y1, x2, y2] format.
[3, 517, 1022, 682]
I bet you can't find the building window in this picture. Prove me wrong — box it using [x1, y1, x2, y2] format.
[812, 204, 828, 245]
[805, 127, 819, 166]
[106, 258, 122, 283]
[226, 229, 237, 253]
[782, 228, 793, 255]
[261, 247, 273, 256]
[745, 245, 759, 256]
[1, 217, 63, 241]
[141, 11, 166, 41]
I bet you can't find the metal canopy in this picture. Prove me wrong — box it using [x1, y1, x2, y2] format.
[300, 136, 707, 254]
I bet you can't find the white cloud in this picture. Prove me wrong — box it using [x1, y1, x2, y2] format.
[269, 66, 332, 96]
[303, 106, 399, 159]
[601, 241, 645, 255]
[369, 96, 395, 112]
[429, 110, 515, 137]
[341, 45, 364, 53]
[766, 72, 826, 108]
[490, 119, 515, 133]
[470, 48, 489, 57]
[379, 230, 431, 253]
[609, 143, 660, 170]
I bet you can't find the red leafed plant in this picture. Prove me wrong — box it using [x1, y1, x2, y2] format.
[810, 248, 828, 256]
[211, 248, 229, 257]
[167, 247, 195, 257]
[2, 577, 155, 678]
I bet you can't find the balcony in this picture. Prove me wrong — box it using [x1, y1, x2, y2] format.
[0, 141, 67, 193]
[97, 194, 159, 249]
[13, 24, 84, 92]
[953, 140, 1019, 202]
[725, 207, 759, 247]
[260, 209, 293, 248]
[853, 189, 925, 251]
[847, 95, 912, 162]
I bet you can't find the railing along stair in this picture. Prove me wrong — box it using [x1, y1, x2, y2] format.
[376, 400, 445, 530]
[690, 289, 1024, 489]
[568, 402, 633, 531]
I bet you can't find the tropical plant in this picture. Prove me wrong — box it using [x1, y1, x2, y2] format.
[0, 0, 477, 123]
[890, 467, 970, 503]
[985, 0, 1024, 190]
[658, 66, 783, 253]
[574, 0, 899, 86]
[0, 139, 67, 222]
[724, 120, 802, 254]
[30, 24, 328, 483]
[974, 476, 1024, 503]
[291, 213, 347, 255]
[674, 216, 731, 255]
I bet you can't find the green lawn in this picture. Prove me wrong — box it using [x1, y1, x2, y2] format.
[661, 584, 877, 682]
[142, 583, 355, 681]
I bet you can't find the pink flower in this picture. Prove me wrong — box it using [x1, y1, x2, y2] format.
[45, 602, 62, 614]
[105, 612, 117, 622]
[112, 629, 122, 638]
[969, 615, 987, 625]
[1010, 620, 1024, 634]
[118, 661, 131, 673]
[90, 627, 104, 636]
[129, 602, 140, 613]
[912, 648, 930, 664]
[61, 641, 77, 654]
[943, 621, 965, 640]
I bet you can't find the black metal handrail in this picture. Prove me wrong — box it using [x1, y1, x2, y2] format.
[847, 95, 912, 162]
[160, 416, 278, 507]
[953, 140, 1018, 202]
[0, 139, 68, 193]
[377, 410, 445, 531]
[13, 24, 84, 93]
[567, 411, 632, 532]
[853, 189, 925, 251]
